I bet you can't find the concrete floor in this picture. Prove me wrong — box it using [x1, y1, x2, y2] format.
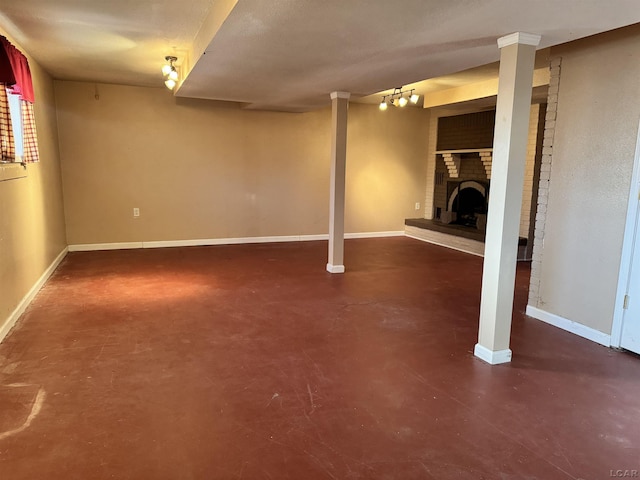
[0, 237, 638, 479]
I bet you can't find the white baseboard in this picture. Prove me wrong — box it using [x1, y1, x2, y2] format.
[0, 247, 68, 344]
[299, 234, 331, 241]
[474, 344, 512, 364]
[525, 305, 611, 347]
[345, 231, 404, 239]
[68, 231, 405, 252]
[69, 242, 143, 252]
[326, 263, 345, 274]
[143, 235, 311, 249]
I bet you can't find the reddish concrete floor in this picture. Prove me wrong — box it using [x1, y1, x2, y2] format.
[0, 237, 638, 479]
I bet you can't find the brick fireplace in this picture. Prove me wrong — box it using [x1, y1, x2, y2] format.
[406, 105, 546, 259]
[435, 149, 492, 228]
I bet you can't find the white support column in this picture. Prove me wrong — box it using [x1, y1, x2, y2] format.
[475, 32, 541, 365]
[327, 91, 350, 274]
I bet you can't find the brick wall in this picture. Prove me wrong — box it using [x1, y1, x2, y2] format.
[433, 156, 447, 218]
[437, 110, 496, 150]
[425, 104, 545, 240]
[528, 58, 561, 307]
[459, 155, 487, 178]
[520, 104, 544, 241]
[433, 154, 488, 218]
[424, 110, 438, 218]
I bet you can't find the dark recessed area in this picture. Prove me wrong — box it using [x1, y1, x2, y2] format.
[436, 110, 496, 151]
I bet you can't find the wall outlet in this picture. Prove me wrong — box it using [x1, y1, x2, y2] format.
[415, 202, 421, 210]
[133, 207, 140, 217]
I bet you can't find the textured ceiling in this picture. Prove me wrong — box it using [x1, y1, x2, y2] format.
[178, 0, 640, 111]
[1, 0, 639, 111]
[0, 0, 213, 87]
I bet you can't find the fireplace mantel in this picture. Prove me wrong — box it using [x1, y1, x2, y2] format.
[435, 148, 493, 154]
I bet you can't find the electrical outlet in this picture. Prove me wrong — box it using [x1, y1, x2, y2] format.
[133, 207, 140, 217]
[415, 202, 421, 210]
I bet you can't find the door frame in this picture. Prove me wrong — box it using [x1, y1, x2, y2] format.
[612, 119, 640, 348]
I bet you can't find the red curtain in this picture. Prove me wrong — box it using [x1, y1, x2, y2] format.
[0, 44, 16, 86]
[21, 99, 39, 163]
[0, 36, 34, 103]
[0, 37, 39, 163]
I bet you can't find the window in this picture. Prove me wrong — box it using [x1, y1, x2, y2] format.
[0, 36, 38, 165]
[7, 89, 23, 160]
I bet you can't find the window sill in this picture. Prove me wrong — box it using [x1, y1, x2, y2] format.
[0, 162, 27, 182]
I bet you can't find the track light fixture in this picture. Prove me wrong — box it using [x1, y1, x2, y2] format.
[162, 56, 178, 90]
[379, 87, 420, 111]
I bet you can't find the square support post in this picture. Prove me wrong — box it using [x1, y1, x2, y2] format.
[475, 33, 541, 365]
[327, 91, 350, 274]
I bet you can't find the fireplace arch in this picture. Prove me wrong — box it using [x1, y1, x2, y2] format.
[447, 180, 489, 229]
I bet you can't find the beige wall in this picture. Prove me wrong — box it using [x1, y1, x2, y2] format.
[534, 26, 640, 334]
[345, 102, 429, 233]
[55, 82, 430, 245]
[0, 31, 67, 329]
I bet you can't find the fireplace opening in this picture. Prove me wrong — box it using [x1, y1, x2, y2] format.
[447, 180, 488, 229]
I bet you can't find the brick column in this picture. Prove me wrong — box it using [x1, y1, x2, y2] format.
[528, 58, 561, 306]
[424, 111, 438, 219]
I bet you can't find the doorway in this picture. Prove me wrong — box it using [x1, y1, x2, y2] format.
[613, 120, 640, 355]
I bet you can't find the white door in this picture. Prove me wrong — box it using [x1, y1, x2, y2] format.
[621, 194, 640, 355]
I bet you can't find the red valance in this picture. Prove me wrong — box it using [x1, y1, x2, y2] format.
[0, 43, 16, 85]
[0, 36, 34, 103]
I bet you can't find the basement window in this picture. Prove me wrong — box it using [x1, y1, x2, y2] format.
[6, 89, 23, 160]
[0, 87, 26, 181]
[0, 36, 38, 180]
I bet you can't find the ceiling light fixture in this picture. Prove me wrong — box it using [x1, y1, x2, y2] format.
[162, 55, 178, 90]
[379, 87, 420, 111]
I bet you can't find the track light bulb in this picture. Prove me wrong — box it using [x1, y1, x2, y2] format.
[162, 56, 178, 89]
[378, 87, 419, 112]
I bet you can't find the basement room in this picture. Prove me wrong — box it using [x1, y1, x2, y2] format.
[1, 2, 640, 479]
